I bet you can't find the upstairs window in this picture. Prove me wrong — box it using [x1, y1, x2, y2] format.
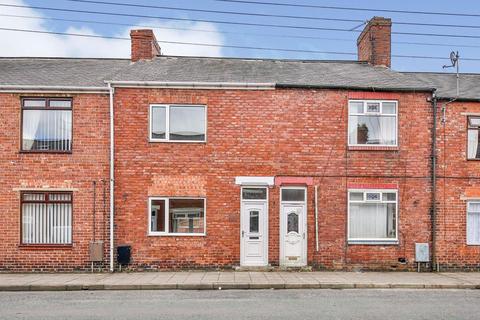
[467, 116, 480, 159]
[348, 100, 397, 146]
[348, 190, 397, 243]
[22, 98, 72, 152]
[150, 104, 206, 142]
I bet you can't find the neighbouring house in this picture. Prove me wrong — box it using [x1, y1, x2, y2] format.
[0, 17, 479, 272]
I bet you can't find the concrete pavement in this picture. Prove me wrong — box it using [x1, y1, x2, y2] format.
[1, 271, 480, 291]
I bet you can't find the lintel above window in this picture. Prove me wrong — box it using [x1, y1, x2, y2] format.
[348, 100, 398, 147]
[150, 104, 206, 143]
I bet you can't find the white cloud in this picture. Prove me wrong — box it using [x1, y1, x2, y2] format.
[0, 0, 224, 58]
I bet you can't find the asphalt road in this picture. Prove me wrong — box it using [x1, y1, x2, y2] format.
[0, 289, 479, 320]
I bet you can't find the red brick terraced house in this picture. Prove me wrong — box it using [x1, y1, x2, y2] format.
[0, 17, 479, 272]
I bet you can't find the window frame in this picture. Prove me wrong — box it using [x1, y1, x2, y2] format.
[20, 97, 73, 154]
[348, 100, 399, 147]
[148, 197, 206, 236]
[20, 190, 73, 246]
[467, 116, 480, 160]
[347, 189, 399, 244]
[241, 186, 268, 201]
[467, 201, 480, 245]
[149, 104, 207, 143]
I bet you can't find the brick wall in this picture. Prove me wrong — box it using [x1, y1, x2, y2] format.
[435, 100, 480, 270]
[113, 87, 433, 270]
[0, 93, 110, 272]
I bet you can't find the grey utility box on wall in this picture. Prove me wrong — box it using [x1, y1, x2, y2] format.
[415, 243, 430, 262]
[89, 241, 104, 262]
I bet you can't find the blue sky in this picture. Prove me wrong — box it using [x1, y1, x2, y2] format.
[1, 0, 480, 72]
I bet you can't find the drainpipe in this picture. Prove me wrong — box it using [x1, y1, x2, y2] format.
[108, 82, 115, 272]
[431, 91, 438, 271]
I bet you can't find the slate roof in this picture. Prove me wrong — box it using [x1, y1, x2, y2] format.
[1, 56, 480, 100]
[402, 72, 480, 100]
[0, 57, 129, 88]
[108, 56, 433, 91]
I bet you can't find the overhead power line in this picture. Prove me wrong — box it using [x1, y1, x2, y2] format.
[2, 26, 480, 61]
[2, 3, 480, 39]
[55, 0, 480, 30]
[52, 0, 365, 24]
[4, 13, 480, 49]
[216, 0, 480, 18]
[0, 3, 357, 33]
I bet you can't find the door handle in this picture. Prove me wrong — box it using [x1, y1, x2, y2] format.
[242, 230, 245, 238]
[303, 233, 305, 239]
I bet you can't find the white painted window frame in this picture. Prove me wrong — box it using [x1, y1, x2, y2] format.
[348, 100, 399, 147]
[149, 104, 207, 143]
[347, 189, 399, 244]
[148, 197, 206, 236]
[467, 201, 480, 245]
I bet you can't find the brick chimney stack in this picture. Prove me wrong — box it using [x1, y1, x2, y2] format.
[130, 29, 161, 62]
[357, 17, 392, 68]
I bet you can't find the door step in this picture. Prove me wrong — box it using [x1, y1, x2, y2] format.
[234, 266, 275, 272]
[234, 266, 312, 272]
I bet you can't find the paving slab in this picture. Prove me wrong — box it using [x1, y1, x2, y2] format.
[0, 271, 479, 291]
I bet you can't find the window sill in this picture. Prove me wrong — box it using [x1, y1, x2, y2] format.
[19, 150, 72, 154]
[18, 244, 73, 250]
[348, 240, 399, 245]
[148, 233, 206, 237]
[148, 139, 206, 144]
[348, 145, 399, 151]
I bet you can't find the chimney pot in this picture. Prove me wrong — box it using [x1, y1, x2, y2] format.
[357, 17, 392, 67]
[130, 29, 161, 62]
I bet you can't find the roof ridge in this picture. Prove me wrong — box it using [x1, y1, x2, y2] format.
[154, 55, 367, 64]
[402, 71, 480, 76]
[0, 57, 130, 61]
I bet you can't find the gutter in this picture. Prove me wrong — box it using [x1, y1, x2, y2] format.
[0, 85, 109, 92]
[276, 83, 435, 92]
[108, 83, 115, 272]
[105, 81, 275, 90]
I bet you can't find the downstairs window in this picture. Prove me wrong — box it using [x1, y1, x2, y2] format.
[348, 190, 397, 243]
[467, 202, 480, 245]
[21, 192, 72, 245]
[149, 198, 205, 235]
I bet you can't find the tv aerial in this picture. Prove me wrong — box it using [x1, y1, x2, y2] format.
[442, 51, 460, 98]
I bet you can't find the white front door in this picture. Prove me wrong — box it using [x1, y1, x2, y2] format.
[240, 187, 269, 266]
[280, 188, 307, 267]
[241, 202, 268, 266]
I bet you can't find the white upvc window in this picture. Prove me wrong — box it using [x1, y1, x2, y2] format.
[148, 197, 206, 236]
[467, 201, 480, 245]
[467, 116, 480, 159]
[149, 104, 206, 142]
[348, 100, 398, 147]
[348, 189, 398, 244]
